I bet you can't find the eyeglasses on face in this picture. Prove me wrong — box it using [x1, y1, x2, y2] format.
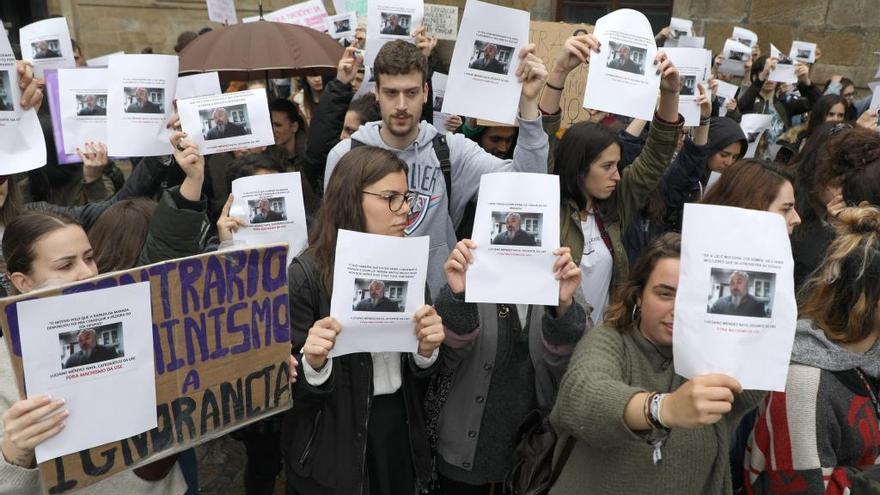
[362, 190, 418, 212]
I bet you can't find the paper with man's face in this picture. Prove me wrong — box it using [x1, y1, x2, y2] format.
[673, 203, 797, 392]
[0, 30, 46, 174]
[582, 9, 660, 121]
[19, 17, 76, 76]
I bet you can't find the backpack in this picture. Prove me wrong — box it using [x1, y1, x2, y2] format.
[350, 135, 476, 241]
[504, 410, 575, 495]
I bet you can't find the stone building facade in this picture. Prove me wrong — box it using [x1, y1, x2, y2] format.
[673, 0, 880, 88]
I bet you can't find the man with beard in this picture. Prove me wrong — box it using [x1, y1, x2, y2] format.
[126, 87, 162, 113]
[709, 271, 767, 317]
[354, 280, 401, 312]
[322, 40, 549, 295]
[77, 94, 106, 116]
[64, 329, 119, 369]
[492, 212, 536, 246]
[205, 107, 248, 140]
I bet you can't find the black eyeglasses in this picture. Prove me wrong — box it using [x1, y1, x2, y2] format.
[362, 190, 418, 212]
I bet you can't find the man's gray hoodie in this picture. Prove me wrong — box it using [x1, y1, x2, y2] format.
[324, 117, 549, 295]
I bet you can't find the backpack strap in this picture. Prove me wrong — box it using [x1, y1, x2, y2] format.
[431, 134, 452, 211]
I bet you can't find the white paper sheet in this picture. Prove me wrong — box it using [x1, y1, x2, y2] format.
[207, 0, 238, 25]
[768, 43, 797, 84]
[789, 40, 816, 64]
[19, 18, 75, 77]
[669, 17, 693, 41]
[86, 51, 123, 68]
[58, 68, 108, 154]
[431, 72, 451, 132]
[364, 0, 425, 82]
[740, 113, 772, 159]
[465, 173, 560, 305]
[229, 172, 309, 264]
[177, 89, 274, 156]
[718, 39, 750, 77]
[440, 0, 526, 124]
[329, 230, 429, 357]
[731, 26, 757, 48]
[176, 72, 221, 100]
[17, 282, 157, 462]
[107, 54, 178, 157]
[869, 81, 880, 113]
[714, 80, 738, 117]
[583, 9, 659, 121]
[325, 12, 357, 39]
[243, 0, 329, 31]
[673, 203, 796, 391]
[423, 4, 459, 40]
[664, 48, 709, 127]
[0, 32, 46, 174]
[677, 36, 705, 49]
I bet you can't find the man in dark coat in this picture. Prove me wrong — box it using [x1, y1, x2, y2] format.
[77, 94, 106, 116]
[381, 14, 408, 36]
[34, 40, 62, 59]
[492, 212, 536, 246]
[709, 271, 767, 317]
[469, 43, 507, 75]
[64, 329, 119, 369]
[251, 198, 284, 223]
[126, 87, 162, 113]
[354, 280, 400, 312]
[205, 107, 248, 140]
[608, 45, 643, 75]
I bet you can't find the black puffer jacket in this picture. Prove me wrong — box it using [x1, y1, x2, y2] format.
[281, 252, 435, 495]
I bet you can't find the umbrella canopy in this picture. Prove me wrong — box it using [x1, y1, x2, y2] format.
[178, 21, 343, 80]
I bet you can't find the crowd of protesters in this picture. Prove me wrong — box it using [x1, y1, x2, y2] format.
[3, 10, 880, 495]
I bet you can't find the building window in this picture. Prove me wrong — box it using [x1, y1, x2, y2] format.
[556, 0, 675, 33]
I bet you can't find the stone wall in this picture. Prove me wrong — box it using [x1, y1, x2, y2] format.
[47, 0, 552, 61]
[672, 0, 880, 89]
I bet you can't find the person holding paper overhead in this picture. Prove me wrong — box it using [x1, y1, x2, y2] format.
[323, 40, 550, 296]
[432, 238, 586, 492]
[0, 129, 218, 494]
[539, 33, 683, 322]
[283, 147, 445, 495]
[745, 207, 880, 494]
[549, 233, 764, 494]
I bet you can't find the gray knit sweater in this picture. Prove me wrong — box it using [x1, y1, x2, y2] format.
[549, 324, 764, 494]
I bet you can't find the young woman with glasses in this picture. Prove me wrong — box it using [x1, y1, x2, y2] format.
[281, 146, 444, 495]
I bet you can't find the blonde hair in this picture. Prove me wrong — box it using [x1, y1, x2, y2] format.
[799, 206, 880, 343]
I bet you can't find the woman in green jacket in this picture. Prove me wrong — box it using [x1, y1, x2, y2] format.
[539, 34, 683, 324]
[549, 233, 764, 494]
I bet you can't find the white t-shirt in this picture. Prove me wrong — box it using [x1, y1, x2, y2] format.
[579, 214, 614, 324]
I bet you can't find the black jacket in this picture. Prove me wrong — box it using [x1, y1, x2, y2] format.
[737, 79, 821, 129]
[281, 252, 435, 494]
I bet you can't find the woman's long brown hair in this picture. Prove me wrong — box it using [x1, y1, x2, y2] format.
[307, 146, 408, 293]
[88, 198, 158, 272]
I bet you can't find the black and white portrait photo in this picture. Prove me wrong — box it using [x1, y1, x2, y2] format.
[489, 211, 541, 247]
[123, 87, 164, 114]
[380, 12, 411, 36]
[59, 322, 124, 370]
[31, 39, 62, 59]
[247, 197, 286, 224]
[76, 93, 107, 116]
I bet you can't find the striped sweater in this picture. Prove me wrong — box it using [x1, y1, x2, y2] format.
[745, 364, 880, 494]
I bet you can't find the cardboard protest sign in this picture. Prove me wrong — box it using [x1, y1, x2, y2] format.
[529, 21, 593, 128]
[0, 245, 293, 493]
[423, 4, 458, 40]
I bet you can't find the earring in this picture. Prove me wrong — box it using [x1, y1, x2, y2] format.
[631, 303, 641, 322]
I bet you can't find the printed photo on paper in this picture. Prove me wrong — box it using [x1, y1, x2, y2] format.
[0, 71, 12, 111]
[247, 197, 286, 224]
[59, 322, 124, 370]
[199, 104, 252, 141]
[468, 40, 514, 76]
[123, 86, 165, 114]
[606, 41, 647, 76]
[31, 39, 63, 59]
[706, 268, 775, 319]
[379, 12, 411, 36]
[680, 74, 696, 96]
[351, 278, 407, 312]
[76, 93, 107, 116]
[489, 210, 542, 247]
[433, 94, 444, 111]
